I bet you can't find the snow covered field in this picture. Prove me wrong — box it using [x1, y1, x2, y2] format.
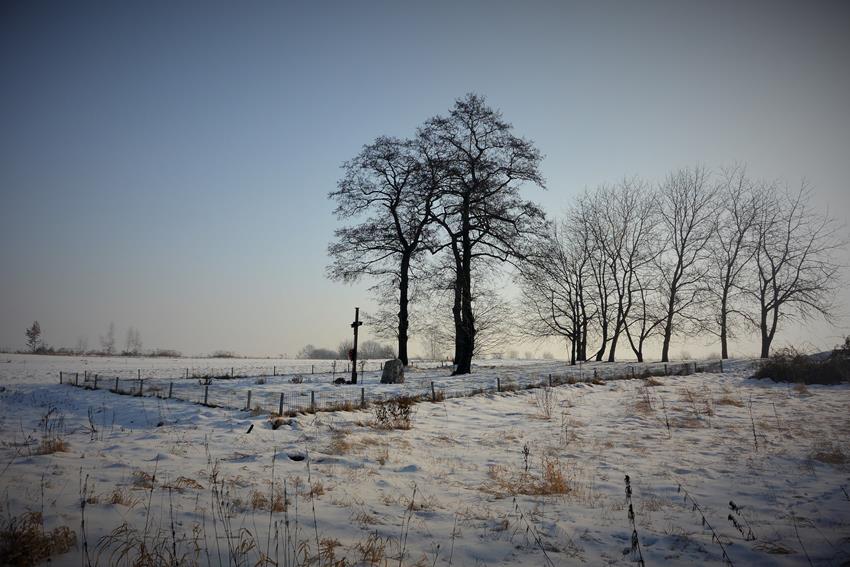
[1, 355, 849, 566]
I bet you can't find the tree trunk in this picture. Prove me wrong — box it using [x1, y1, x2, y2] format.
[453, 214, 475, 375]
[719, 288, 729, 360]
[397, 254, 410, 366]
[594, 316, 608, 361]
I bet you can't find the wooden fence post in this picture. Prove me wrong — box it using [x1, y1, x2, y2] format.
[310, 391, 316, 411]
[204, 385, 209, 405]
[361, 387, 365, 408]
[168, 382, 173, 398]
[138, 369, 141, 380]
[93, 375, 98, 389]
[311, 365, 314, 374]
[548, 374, 552, 387]
[497, 377, 501, 392]
[431, 381, 436, 402]
[186, 368, 189, 379]
[114, 377, 119, 392]
[719, 358, 723, 373]
[273, 366, 276, 376]
[75, 373, 79, 386]
[278, 392, 285, 416]
[246, 390, 252, 410]
[59, 371, 63, 384]
[138, 378, 143, 395]
[664, 363, 668, 376]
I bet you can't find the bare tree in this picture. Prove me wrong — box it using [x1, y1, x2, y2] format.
[657, 166, 719, 362]
[100, 322, 115, 356]
[328, 136, 439, 366]
[124, 326, 143, 355]
[586, 179, 659, 361]
[516, 220, 591, 364]
[426, 94, 546, 374]
[570, 193, 613, 361]
[25, 321, 41, 352]
[703, 166, 760, 358]
[748, 183, 844, 358]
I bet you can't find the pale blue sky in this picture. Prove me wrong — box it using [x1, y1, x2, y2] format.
[1, 0, 848, 357]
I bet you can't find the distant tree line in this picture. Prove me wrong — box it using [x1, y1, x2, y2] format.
[329, 94, 844, 371]
[20, 321, 182, 357]
[296, 340, 395, 360]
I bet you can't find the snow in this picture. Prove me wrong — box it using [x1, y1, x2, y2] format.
[1, 354, 848, 565]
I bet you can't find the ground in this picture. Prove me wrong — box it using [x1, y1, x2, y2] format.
[0, 355, 848, 566]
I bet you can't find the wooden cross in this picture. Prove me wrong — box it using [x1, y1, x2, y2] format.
[350, 307, 363, 384]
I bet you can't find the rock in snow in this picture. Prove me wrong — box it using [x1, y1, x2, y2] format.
[380, 358, 404, 384]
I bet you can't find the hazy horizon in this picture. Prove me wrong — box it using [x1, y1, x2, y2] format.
[2, 0, 849, 359]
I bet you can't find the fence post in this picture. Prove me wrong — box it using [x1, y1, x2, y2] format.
[231, 367, 234, 378]
[278, 392, 284, 416]
[548, 374, 552, 387]
[311, 364, 314, 374]
[246, 390, 252, 410]
[431, 381, 436, 402]
[204, 385, 209, 405]
[664, 363, 668, 376]
[75, 373, 79, 386]
[186, 368, 189, 379]
[93, 375, 98, 390]
[273, 366, 276, 376]
[311, 391, 316, 411]
[719, 358, 723, 373]
[114, 377, 119, 392]
[497, 377, 501, 392]
[361, 387, 365, 408]
[59, 371, 63, 384]
[168, 382, 173, 399]
[138, 369, 141, 380]
[138, 378, 143, 395]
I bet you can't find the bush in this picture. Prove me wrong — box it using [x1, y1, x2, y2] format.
[754, 339, 850, 385]
[372, 397, 416, 429]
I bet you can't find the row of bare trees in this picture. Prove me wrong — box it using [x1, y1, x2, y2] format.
[328, 94, 545, 374]
[517, 165, 843, 363]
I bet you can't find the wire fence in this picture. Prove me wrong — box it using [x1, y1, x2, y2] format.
[58, 358, 728, 416]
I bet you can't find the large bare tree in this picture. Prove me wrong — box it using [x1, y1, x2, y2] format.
[426, 94, 546, 374]
[749, 183, 843, 358]
[657, 166, 719, 362]
[328, 136, 438, 366]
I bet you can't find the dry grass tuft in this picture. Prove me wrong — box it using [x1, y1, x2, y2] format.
[810, 441, 846, 464]
[793, 382, 810, 396]
[249, 487, 287, 512]
[485, 456, 571, 496]
[107, 487, 139, 508]
[131, 470, 156, 489]
[0, 511, 76, 567]
[34, 438, 69, 455]
[327, 431, 352, 455]
[354, 531, 390, 565]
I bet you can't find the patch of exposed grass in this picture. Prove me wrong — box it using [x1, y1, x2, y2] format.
[0, 511, 76, 567]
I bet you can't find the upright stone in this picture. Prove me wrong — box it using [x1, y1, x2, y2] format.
[380, 359, 405, 384]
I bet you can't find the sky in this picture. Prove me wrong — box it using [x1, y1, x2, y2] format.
[1, 0, 849, 358]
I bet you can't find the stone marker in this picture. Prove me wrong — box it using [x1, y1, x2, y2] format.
[380, 359, 405, 384]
